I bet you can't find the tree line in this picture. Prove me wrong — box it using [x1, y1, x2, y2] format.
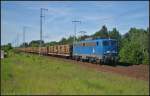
[2, 25, 149, 64]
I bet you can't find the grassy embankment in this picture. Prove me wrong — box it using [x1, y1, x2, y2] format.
[1, 51, 149, 95]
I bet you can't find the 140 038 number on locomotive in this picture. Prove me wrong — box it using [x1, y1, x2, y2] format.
[17, 38, 119, 65]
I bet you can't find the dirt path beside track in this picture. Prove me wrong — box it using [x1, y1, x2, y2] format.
[76, 61, 149, 81]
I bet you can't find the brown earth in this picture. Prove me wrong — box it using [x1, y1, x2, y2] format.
[76, 61, 149, 81]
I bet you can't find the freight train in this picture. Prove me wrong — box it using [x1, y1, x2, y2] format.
[17, 38, 119, 65]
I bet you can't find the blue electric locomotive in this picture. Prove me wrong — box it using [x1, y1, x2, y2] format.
[73, 38, 119, 64]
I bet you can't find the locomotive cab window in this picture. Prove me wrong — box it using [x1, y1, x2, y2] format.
[102, 41, 109, 46]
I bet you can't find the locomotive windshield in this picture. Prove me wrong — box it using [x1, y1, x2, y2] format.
[111, 40, 117, 46]
[102, 40, 117, 46]
[103, 41, 109, 46]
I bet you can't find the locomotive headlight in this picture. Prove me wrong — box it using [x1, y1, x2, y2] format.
[106, 51, 110, 53]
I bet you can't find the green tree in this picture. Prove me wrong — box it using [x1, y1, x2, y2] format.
[59, 37, 67, 44]
[119, 28, 149, 64]
[109, 28, 121, 39]
[93, 25, 109, 38]
[20, 42, 28, 47]
[28, 40, 44, 47]
[45, 41, 58, 46]
[66, 36, 75, 44]
[1, 43, 13, 52]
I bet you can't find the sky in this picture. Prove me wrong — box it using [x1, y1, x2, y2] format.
[1, 1, 149, 46]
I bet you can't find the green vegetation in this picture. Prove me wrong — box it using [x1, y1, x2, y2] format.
[1, 51, 149, 95]
[1, 43, 13, 52]
[119, 28, 149, 64]
[93, 25, 109, 38]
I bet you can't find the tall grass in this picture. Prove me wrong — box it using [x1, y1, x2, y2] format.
[1, 51, 149, 95]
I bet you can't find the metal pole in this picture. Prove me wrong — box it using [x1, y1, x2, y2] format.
[23, 27, 26, 51]
[17, 33, 19, 47]
[39, 8, 42, 55]
[72, 20, 81, 45]
[39, 8, 48, 56]
[74, 22, 76, 43]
